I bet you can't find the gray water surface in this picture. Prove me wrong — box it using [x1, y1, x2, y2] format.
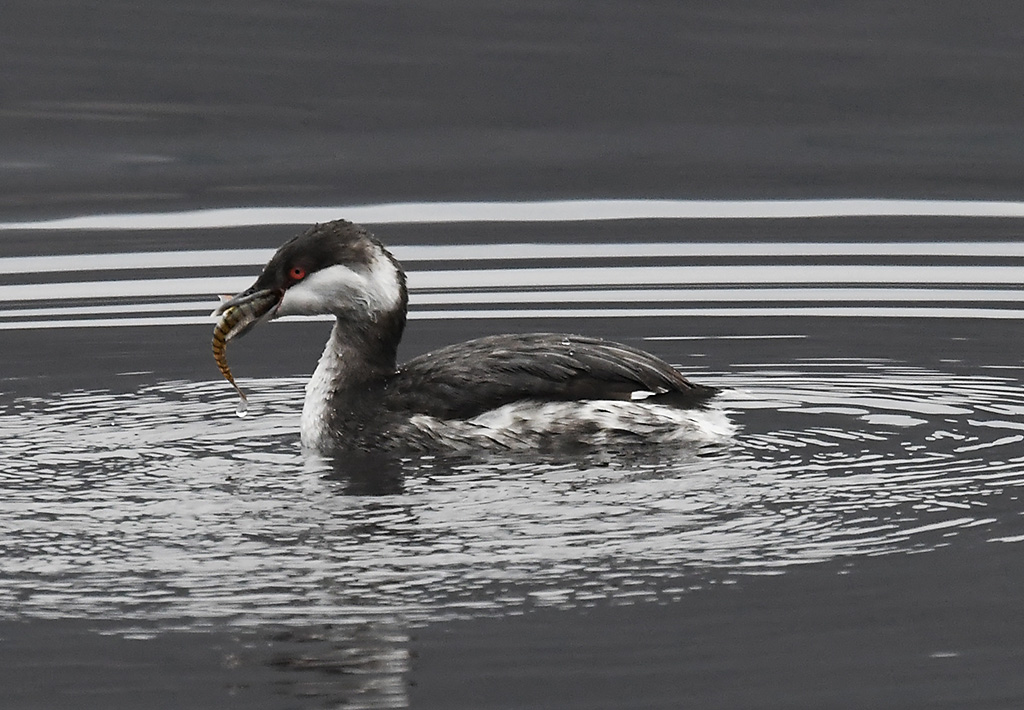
[4, 354, 1024, 631]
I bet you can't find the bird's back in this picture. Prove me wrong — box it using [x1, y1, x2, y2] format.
[384, 333, 717, 420]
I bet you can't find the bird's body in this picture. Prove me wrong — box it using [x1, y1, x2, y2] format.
[214, 221, 732, 455]
[301, 330, 723, 453]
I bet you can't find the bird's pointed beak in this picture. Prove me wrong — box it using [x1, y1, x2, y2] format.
[212, 287, 283, 339]
[213, 287, 281, 316]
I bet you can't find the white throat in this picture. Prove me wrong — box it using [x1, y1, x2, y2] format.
[300, 324, 344, 452]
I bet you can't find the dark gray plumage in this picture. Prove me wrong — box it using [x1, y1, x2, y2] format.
[387, 333, 717, 420]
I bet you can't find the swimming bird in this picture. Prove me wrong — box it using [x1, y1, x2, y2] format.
[214, 220, 730, 454]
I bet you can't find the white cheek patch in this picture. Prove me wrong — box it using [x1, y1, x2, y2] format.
[277, 254, 403, 317]
[277, 266, 356, 316]
[361, 251, 405, 313]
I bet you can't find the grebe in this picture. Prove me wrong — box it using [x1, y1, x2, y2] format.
[214, 220, 731, 454]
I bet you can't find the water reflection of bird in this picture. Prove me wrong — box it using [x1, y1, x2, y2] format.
[215, 220, 730, 454]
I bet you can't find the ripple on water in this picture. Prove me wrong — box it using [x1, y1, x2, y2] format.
[1, 363, 1024, 631]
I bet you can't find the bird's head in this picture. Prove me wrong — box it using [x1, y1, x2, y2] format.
[215, 220, 408, 335]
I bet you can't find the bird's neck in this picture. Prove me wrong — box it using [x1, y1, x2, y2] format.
[300, 315, 403, 451]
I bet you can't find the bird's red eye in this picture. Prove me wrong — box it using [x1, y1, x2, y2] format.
[289, 266, 307, 281]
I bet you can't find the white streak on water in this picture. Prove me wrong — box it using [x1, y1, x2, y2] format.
[409, 307, 1024, 320]
[5, 307, 1024, 330]
[0, 249, 276, 275]
[0, 301, 212, 318]
[0, 316, 213, 329]
[954, 435, 1024, 453]
[0, 277, 251, 302]
[5, 198, 1024, 231]
[7, 241, 1024, 274]
[413, 288, 1024, 305]
[407, 265, 1024, 289]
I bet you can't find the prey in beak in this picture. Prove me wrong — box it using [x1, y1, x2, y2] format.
[213, 287, 282, 336]
[211, 287, 281, 413]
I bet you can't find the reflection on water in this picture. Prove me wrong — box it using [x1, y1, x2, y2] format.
[2, 361, 1023, 630]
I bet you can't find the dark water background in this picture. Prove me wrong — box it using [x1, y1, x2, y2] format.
[3, 3, 1024, 708]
